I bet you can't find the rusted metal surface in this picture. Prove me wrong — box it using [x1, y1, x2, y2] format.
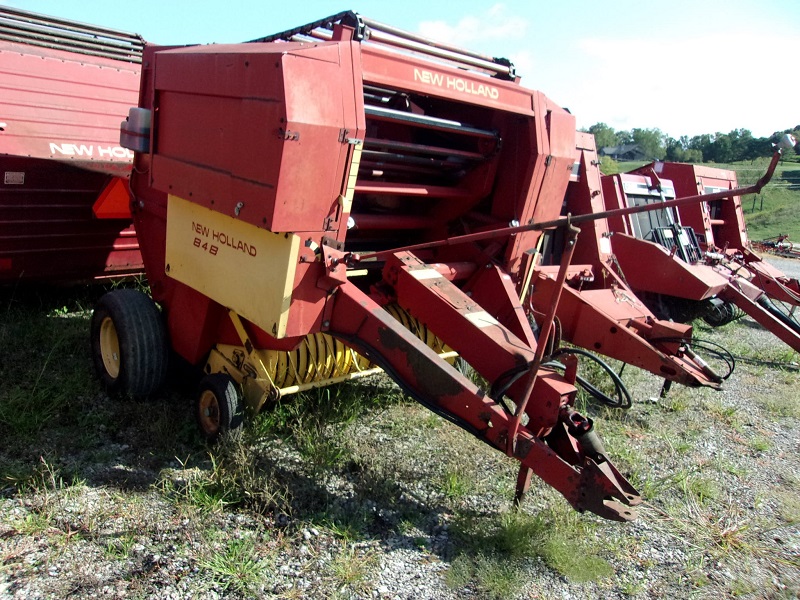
[328, 279, 639, 521]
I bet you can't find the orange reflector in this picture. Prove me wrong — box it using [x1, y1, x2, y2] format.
[92, 177, 131, 219]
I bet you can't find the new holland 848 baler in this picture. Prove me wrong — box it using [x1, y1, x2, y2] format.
[91, 13, 785, 520]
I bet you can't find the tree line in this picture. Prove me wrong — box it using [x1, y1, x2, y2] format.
[584, 122, 800, 164]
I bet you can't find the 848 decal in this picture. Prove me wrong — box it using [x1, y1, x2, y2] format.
[194, 237, 219, 256]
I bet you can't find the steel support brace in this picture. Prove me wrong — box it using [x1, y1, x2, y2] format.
[530, 275, 719, 388]
[721, 284, 800, 352]
[327, 268, 640, 520]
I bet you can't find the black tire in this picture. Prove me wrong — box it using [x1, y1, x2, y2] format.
[196, 374, 244, 442]
[91, 289, 169, 397]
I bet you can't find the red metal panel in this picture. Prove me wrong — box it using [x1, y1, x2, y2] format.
[0, 157, 141, 282]
[503, 96, 575, 275]
[149, 42, 363, 233]
[360, 45, 535, 114]
[0, 17, 142, 283]
[610, 233, 728, 299]
[649, 162, 747, 250]
[0, 40, 139, 176]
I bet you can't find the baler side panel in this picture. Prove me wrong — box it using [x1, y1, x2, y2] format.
[610, 233, 728, 299]
[0, 28, 142, 283]
[504, 97, 576, 275]
[149, 42, 361, 233]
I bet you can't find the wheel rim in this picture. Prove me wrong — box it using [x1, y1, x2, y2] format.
[198, 389, 221, 436]
[99, 316, 121, 379]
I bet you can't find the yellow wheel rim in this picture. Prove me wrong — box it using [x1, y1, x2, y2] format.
[198, 389, 220, 435]
[99, 316, 121, 379]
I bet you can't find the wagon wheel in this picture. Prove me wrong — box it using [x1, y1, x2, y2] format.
[91, 289, 168, 397]
[196, 373, 244, 442]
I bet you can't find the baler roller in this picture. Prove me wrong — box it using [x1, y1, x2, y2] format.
[212, 305, 455, 403]
[248, 11, 516, 79]
[0, 6, 143, 62]
[365, 105, 499, 141]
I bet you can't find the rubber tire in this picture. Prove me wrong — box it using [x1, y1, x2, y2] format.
[196, 374, 244, 442]
[91, 289, 169, 397]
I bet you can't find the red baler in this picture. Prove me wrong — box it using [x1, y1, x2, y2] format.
[0, 7, 143, 282]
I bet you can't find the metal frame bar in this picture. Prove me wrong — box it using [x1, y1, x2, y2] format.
[0, 6, 143, 63]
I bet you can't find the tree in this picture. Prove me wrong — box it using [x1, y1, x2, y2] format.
[631, 128, 666, 160]
[587, 122, 619, 149]
[688, 134, 713, 162]
[665, 137, 684, 161]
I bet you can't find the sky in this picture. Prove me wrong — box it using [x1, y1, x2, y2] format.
[8, 0, 799, 139]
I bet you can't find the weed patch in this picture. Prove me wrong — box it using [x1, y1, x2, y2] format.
[449, 507, 614, 589]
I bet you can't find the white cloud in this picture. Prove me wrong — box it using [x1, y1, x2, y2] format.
[416, 4, 528, 47]
[559, 32, 799, 137]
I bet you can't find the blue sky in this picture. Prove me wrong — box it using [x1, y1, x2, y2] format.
[9, 0, 799, 138]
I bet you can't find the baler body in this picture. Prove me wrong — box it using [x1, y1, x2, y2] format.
[0, 7, 143, 282]
[600, 166, 800, 352]
[644, 161, 800, 320]
[527, 133, 723, 389]
[122, 14, 640, 521]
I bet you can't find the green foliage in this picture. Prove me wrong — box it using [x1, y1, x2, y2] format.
[450, 554, 526, 600]
[742, 162, 800, 241]
[448, 507, 614, 590]
[587, 122, 620, 149]
[199, 534, 271, 595]
[586, 122, 797, 166]
[253, 382, 400, 476]
[442, 465, 473, 500]
[599, 155, 620, 175]
[327, 541, 377, 590]
[631, 127, 666, 160]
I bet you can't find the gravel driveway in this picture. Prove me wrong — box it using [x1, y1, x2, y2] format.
[1, 265, 799, 599]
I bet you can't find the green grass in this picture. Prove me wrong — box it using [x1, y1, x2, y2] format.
[447, 507, 614, 594]
[3, 281, 800, 598]
[199, 533, 272, 595]
[734, 160, 800, 241]
[327, 541, 378, 592]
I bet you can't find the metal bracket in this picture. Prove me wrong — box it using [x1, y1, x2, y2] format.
[338, 129, 363, 145]
[278, 128, 300, 141]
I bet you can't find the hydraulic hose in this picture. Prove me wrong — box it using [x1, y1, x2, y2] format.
[545, 347, 633, 410]
[648, 337, 736, 381]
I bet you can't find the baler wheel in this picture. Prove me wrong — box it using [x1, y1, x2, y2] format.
[196, 374, 244, 442]
[91, 289, 168, 397]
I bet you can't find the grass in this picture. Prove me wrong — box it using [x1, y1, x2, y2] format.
[199, 533, 272, 595]
[724, 159, 800, 241]
[448, 506, 614, 594]
[327, 541, 378, 592]
[442, 465, 474, 500]
[2, 283, 800, 598]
